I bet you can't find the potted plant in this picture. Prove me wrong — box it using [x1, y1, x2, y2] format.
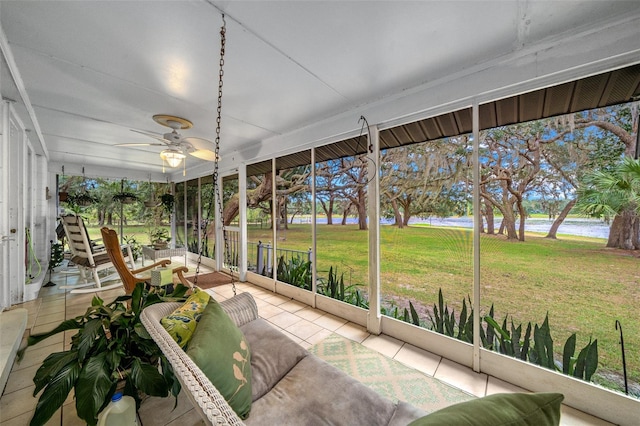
[69, 192, 97, 207]
[17, 283, 189, 426]
[160, 193, 175, 215]
[144, 192, 161, 208]
[150, 228, 170, 250]
[124, 234, 142, 262]
[113, 191, 138, 204]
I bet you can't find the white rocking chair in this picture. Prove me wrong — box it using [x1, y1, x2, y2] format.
[59, 215, 134, 293]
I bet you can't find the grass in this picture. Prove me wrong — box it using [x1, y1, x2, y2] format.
[86, 224, 165, 246]
[245, 223, 639, 389]
[88, 222, 639, 389]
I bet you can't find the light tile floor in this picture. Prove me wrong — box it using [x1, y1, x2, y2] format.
[1, 261, 613, 426]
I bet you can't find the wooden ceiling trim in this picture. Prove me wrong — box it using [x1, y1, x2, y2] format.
[479, 103, 498, 129]
[423, 117, 443, 140]
[570, 74, 609, 112]
[385, 127, 407, 148]
[520, 90, 546, 122]
[247, 159, 271, 176]
[249, 66, 639, 171]
[598, 66, 640, 107]
[543, 81, 575, 117]
[453, 108, 472, 134]
[435, 114, 458, 137]
[405, 121, 429, 144]
[495, 96, 518, 126]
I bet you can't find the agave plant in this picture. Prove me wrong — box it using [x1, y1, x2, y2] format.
[276, 255, 312, 290]
[17, 283, 189, 426]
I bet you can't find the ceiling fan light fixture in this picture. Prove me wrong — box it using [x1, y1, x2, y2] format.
[160, 149, 186, 168]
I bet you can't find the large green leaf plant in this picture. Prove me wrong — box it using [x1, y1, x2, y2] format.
[17, 283, 190, 426]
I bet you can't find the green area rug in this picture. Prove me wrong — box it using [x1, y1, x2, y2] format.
[309, 333, 475, 413]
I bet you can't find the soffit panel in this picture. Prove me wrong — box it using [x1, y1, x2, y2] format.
[38, 58, 637, 180]
[302, 64, 640, 167]
[247, 160, 272, 177]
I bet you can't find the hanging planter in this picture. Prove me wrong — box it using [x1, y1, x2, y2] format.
[144, 199, 161, 208]
[160, 193, 175, 214]
[144, 191, 161, 208]
[71, 192, 96, 207]
[58, 165, 68, 202]
[113, 192, 138, 204]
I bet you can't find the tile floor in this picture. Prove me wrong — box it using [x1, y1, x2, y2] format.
[1, 262, 613, 425]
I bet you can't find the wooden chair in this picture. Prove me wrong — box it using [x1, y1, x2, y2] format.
[60, 214, 133, 293]
[100, 227, 192, 294]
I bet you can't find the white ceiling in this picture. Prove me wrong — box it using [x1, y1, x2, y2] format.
[1, 1, 639, 180]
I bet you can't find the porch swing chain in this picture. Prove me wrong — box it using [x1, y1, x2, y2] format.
[194, 14, 235, 296]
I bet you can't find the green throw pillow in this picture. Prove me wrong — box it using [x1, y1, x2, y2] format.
[160, 288, 210, 348]
[408, 392, 564, 426]
[186, 299, 252, 419]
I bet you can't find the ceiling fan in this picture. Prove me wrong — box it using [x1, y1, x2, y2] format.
[116, 114, 219, 168]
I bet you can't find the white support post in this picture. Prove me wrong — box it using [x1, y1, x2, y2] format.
[367, 124, 381, 335]
[238, 164, 247, 281]
[472, 101, 481, 372]
[197, 178, 202, 257]
[311, 148, 317, 304]
[271, 158, 277, 284]
[1, 101, 11, 309]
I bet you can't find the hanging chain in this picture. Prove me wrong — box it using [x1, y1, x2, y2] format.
[216, 15, 236, 296]
[194, 14, 235, 295]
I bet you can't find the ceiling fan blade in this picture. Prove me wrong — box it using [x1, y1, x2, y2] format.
[188, 149, 219, 161]
[183, 137, 219, 161]
[131, 129, 170, 144]
[183, 136, 214, 147]
[114, 142, 166, 147]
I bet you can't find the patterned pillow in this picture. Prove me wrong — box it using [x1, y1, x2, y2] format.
[186, 299, 252, 419]
[160, 288, 210, 348]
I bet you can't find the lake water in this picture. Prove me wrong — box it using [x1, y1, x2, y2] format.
[304, 217, 610, 239]
[407, 217, 610, 239]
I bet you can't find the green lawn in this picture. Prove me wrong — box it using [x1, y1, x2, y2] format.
[88, 222, 638, 390]
[86, 224, 157, 245]
[245, 223, 639, 391]
[380, 225, 639, 389]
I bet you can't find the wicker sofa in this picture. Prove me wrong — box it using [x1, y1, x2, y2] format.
[141, 292, 427, 426]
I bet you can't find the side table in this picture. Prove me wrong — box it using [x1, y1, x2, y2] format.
[142, 245, 187, 267]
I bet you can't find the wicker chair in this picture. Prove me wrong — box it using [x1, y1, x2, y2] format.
[100, 227, 192, 294]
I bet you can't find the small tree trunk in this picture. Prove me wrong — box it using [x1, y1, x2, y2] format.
[223, 195, 239, 226]
[545, 199, 576, 239]
[501, 210, 518, 240]
[517, 201, 527, 242]
[357, 188, 368, 230]
[391, 199, 403, 229]
[402, 208, 411, 227]
[484, 199, 495, 234]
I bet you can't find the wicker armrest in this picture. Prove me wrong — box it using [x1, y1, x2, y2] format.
[219, 292, 259, 327]
[140, 292, 259, 426]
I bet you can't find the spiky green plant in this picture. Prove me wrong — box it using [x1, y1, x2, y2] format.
[277, 255, 312, 290]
